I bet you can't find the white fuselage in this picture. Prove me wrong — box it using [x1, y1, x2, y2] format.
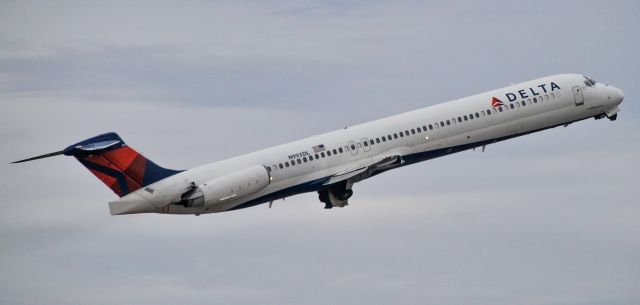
[109, 74, 624, 215]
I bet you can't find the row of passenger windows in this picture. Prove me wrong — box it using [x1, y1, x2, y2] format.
[433, 92, 560, 128]
[276, 146, 347, 170]
[273, 92, 560, 171]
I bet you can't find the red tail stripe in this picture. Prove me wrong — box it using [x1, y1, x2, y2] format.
[103, 146, 139, 171]
[89, 169, 118, 186]
[101, 147, 146, 188]
[124, 155, 147, 186]
[82, 152, 145, 196]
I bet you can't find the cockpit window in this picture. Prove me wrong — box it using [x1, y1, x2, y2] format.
[584, 75, 596, 87]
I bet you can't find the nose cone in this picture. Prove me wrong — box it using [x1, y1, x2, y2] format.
[612, 86, 624, 104]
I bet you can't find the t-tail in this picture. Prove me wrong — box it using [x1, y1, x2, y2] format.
[11, 132, 182, 197]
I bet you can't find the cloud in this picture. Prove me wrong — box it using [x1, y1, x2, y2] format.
[1, 1, 639, 305]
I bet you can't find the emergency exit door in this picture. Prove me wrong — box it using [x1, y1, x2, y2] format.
[572, 86, 584, 106]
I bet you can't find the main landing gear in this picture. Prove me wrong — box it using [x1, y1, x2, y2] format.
[318, 180, 353, 209]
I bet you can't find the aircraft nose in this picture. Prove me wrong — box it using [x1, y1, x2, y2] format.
[611, 86, 624, 104]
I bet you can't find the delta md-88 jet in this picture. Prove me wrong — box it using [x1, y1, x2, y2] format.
[13, 74, 624, 215]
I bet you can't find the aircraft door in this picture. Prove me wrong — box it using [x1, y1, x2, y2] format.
[572, 86, 584, 106]
[361, 138, 371, 152]
[347, 140, 359, 156]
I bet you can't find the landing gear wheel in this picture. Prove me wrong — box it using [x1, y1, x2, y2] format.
[338, 189, 353, 201]
[318, 190, 332, 209]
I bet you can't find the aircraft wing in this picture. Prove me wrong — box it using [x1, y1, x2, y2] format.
[323, 154, 403, 186]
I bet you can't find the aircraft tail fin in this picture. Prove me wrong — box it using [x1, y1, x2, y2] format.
[12, 132, 182, 197]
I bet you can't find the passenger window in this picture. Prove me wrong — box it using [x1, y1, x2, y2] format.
[363, 141, 368, 147]
[468, 114, 473, 120]
[381, 137, 386, 142]
[515, 102, 520, 108]
[510, 104, 514, 109]
[297, 159, 301, 164]
[446, 120, 450, 125]
[315, 154, 320, 159]
[387, 135, 392, 141]
[338, 148, 343, 153]
[434, 123, 439, 129]
[369, 139, 374, 145]
[393, 133, 398, 139]
[285, 162, 289, 167]
[303, 157, 307, 162]
[411, 129, 415, 134]
[416, 127, 422, 133]
[533, 97, 538, 103]
[321, 152, 326, 158]
[499, 107, 503, 112]
[279, 163, 283, 169]
[422, 125, 427, 131]
[544, 94, 549, 101]
[399, 132, 404, 138]
[475, 112, 479, 118]
[463, 115, 468, 121]
[376, 138, 381, 143]
[428, 124, 433, 130]
[333, 149, 337, 154]
[521, 101, 526, 106]
[458, 117, 462, 123]
[327, 150, 332, 156]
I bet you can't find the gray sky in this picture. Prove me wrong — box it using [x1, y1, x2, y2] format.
[1, 1, 639, 304]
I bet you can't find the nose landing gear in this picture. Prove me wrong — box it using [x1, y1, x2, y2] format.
[595, 109, 619, 121]
[605, 106, 620, 121]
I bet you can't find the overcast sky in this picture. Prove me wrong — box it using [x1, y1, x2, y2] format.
[1, 1, 639, 304]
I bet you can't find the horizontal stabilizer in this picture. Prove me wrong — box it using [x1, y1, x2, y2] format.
[11, 150, 64, 164]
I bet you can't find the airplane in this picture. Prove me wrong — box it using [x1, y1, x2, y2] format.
[12, 74, 624, 216]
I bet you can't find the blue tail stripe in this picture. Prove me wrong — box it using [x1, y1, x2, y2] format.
[78, 159, 130, 195]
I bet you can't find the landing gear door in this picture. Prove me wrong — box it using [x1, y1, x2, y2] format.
[572, 86, 584, 106]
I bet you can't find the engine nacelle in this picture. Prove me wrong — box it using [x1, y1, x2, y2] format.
[180, 165, 271, 208]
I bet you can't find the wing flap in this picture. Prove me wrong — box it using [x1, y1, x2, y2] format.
[323, 155, 403, 186]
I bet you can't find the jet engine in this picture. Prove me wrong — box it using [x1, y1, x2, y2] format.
[179, 165, 271, 208]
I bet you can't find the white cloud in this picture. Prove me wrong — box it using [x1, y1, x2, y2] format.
[1, 1, 639, 304]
